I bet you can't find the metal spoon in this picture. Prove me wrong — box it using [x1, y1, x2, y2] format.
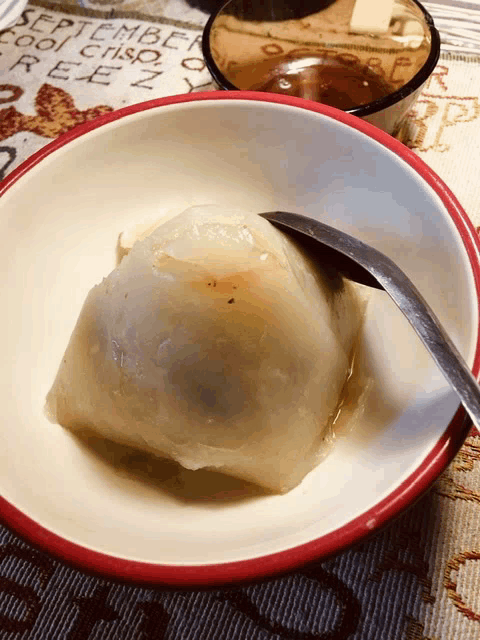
[260, 210, 480, 429]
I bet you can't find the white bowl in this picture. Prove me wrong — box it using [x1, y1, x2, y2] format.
[1, 92, 479, 587]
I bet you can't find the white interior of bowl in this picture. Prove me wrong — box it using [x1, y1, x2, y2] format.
[1, 99, 477, 566]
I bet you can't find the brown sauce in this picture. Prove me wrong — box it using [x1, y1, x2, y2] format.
[228, 53, 393, 109]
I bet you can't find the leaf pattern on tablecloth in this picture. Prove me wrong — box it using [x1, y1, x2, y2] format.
[0, 84, 113, 141]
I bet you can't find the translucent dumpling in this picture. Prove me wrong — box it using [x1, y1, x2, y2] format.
[45, 206, 365, 493]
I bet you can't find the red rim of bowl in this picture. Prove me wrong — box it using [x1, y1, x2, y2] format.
[1, 91, 479, 587]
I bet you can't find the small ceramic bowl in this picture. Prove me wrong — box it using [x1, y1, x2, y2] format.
[202, 0, 440, 134]
[0, 92, 478, 587]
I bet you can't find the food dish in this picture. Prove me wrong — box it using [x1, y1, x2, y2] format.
[45, 205, 367, 494]
[0, 92, 478, 586]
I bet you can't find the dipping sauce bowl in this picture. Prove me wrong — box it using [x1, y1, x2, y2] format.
[202, 0, 440, 134]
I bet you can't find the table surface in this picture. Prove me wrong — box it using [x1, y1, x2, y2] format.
[1, 1, 480, 639]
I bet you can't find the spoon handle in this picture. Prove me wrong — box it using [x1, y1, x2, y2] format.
[381, 263, 480, 430]
[264, 211, 480, 429]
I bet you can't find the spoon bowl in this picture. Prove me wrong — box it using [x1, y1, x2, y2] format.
[261, 210, 480, 430]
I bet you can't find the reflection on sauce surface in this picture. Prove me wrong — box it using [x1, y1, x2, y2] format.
[228, 53, 394, 109]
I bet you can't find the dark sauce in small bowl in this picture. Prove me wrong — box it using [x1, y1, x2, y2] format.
[229, 53, 393, 109]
